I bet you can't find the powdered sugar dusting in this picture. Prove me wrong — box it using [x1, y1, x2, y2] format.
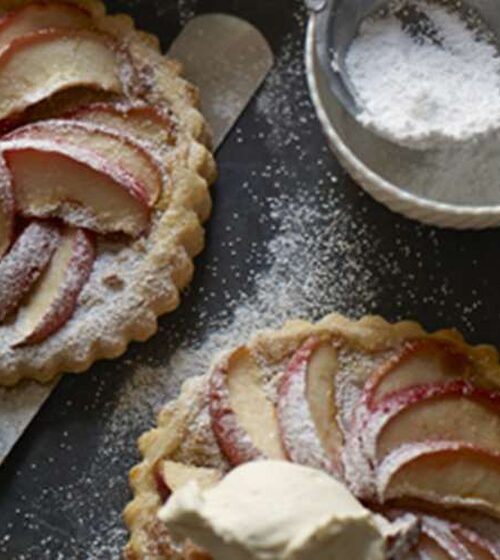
[65, 184, 457, 555]
[376, 441, 489, 506]
[6, 163, 385, 557]
[2, 1, 492, 558]
[177, 0, 197, 26]
[278, 352, 332, 471]
[347, 0, 500, 149]
[0, 222, 61, 322]
[0, 382, 54, 462]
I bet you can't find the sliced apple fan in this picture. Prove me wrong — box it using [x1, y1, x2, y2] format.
[126, 314, 500, 559]
[0, 0, 215, 386]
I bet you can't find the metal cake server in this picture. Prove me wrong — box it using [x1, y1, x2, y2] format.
[0, 13, 273, 464]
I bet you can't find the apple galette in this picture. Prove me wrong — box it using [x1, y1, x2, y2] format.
[125, 313, 500, 559]
[0, 0, 216, 386]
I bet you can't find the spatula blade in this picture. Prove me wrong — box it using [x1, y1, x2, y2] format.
[169, 14, 273, 148]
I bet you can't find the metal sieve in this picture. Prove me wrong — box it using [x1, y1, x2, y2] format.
[305, 0, 500, 229]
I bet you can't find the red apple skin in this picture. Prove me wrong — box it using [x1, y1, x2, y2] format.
[0, 2, 92, 51]
[0, 116, 21, 135]
[15, 228, 95, 346]
[372, 380, 500, 415]
[0, 28, 123, 125]
[4, 119, 163, 207]
[419, 516, 473, 560]
[0, 28, 119, 73]
[378, 441, 500, 519]
[0, 221, 60, 322]
[361, 380, 500, 463]
[378, 508, 498, 560]
[209, 352, 266, 466]
[209, 346, 278, 467]
[3, 142, 151, 237]
[0, 156, 15, 257]
[363, 338, 471, 410]
[154, 467, 171, 503]
[452, 525, 500, 560]
[66, 102, 178, 147]
[345, 339, 476, 499]
[277, 337, 343, 475]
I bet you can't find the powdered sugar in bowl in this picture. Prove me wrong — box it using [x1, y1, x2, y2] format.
[306, 0, 500, 229]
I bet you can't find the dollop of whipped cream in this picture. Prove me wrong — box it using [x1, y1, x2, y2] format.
[159, 460, 400, 560]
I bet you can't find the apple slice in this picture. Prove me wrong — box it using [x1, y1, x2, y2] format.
[67, 102, 177, 150]
[0, 221, 60, 322]
[365, 381, 500, 463]
[277, 338, 343, 474]
[0, 2, 92, 54]
[418, 517, 473, 560]
[6, 120, 163, 205]
[363, 338, 471, 410]
[155, 460, 222, 501]
[0, 29, 123, 122]
[209, 347, 287, 466]
[13, 227, 94, 346]
[440, 510, 500, 551]
[378, 442, 500, 519]
[418, 535, 451, 560]
[183, 542, 212, 560]
[453, 525, 500, 560]
[0, 157, 14, 257]
[3, 140, 150, 236]
[161, 461, 222, 492]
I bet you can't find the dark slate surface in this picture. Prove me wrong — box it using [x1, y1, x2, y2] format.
[1, 1, 500, 558]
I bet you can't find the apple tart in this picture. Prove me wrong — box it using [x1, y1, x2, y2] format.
[0, 0, 216, 385]
[125, 313, 500, 559]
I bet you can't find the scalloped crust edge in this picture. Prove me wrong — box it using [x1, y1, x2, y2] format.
[0, 0, 217, 386]
[123, 312, 500, 559]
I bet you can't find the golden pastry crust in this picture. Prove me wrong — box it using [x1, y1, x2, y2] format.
[124, 312, 500, 559]
[0, 0, 216, 385]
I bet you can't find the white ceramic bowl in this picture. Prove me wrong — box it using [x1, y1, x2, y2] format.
[305, 14, 500, 229]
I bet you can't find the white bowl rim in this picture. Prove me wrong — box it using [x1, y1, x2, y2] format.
[305, 15, 500, 229]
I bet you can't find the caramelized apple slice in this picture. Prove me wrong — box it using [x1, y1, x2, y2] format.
[278, 338, 343, 474]
[13, 227, 94, 346]
[6, 120, 163, 205]
[364, 338, 471, 409]
[0, 29, 123, 121]
[209, 347, 287, 466]
[365, 381, 500, 463]
[0, 221, 60, 322]
[378, 443, 500, 519]
[0, 2, 92, 53]
[0, 158, 14, 257]
[68, 102, 177, 150]
[4, 141, 150, 236]
[453, 525, 500, 560]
